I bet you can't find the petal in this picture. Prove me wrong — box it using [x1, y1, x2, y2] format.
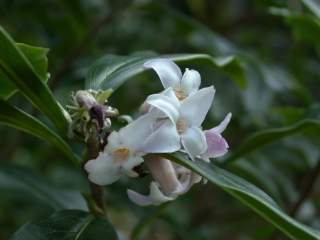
[146, 156, 181, 196]
[139, 120, 180, 153]
[117, 113, 155, 150]
[84, 152, 120, 185]
[211, 112, 232, 133]
[146, 88, 180, 123]
[122, 155, 144, 176]
[127, 181, 174, 206]
[181, 127, 207, 159]
[106, 131, 122, 151]
[172, 172, 201, 196]
[180, 86, 215, 127]
[180, 69, 201, 96]
[144, 58, 182, 89]
[127, 189, 153, 206]
[202, 130, 229, 158]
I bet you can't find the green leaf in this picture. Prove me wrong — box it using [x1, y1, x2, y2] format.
[0, 163, 87, 210]
[10, 210, 118, 240]
[0, 69, 16, 99]
[86, 52, 246, 91]
[0, 25, 70, 132]
[163, 152, 320, 240]
[224, 118, 320, 164]
[17, 43, 49, 82]
[0, 43, 49, 99]
[302, 0, 320, 18]
[0, 99, 79, 165]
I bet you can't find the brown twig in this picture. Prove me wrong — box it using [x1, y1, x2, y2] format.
[85, 124, 106, 217]
[49, 11, 117, 89]
[269, 159, 320, 240]
[288, 159, 320, 217]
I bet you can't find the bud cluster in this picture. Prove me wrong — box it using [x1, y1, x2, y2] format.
[67, 89, 118, 142]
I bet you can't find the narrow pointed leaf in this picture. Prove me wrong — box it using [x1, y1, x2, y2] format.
[163, 152, 320, 240]
[0, 25, 69, 132]
[10, 210, 118, 240]
[0, 43, 49, 99]
[225, 118, 320, 164]
[0, 99, 79, 165]
[16, 43, 49, 82]
[302, 0, 320, 18]
[86, 52, 246, 91]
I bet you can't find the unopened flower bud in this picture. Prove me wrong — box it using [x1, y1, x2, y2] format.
[75, 90, 97, 110]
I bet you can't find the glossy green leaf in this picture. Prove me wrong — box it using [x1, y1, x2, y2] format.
[10, 210, 118, 240]
[0, 43, 49, 99]
[0, 69, 16, 99]
[86, 52, 246, 91]
[0, 163, 86, 210]
[0, 99, 79, 165]
[302, 0, 320, 18]
[0, 25, 70, 132]
[225, 118, 320, 164]
[17, 43, 49, 81]
[163, 152, 320, 240]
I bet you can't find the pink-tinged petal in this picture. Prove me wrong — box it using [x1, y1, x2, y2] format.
[127, 189, 153, 206]
[127, 181, 174, 206]
[172, 171, 202, 196]
[180, 69, 201, 96]
[180, 86, 215, 127]
[75, 90, 97, 110]
[203, 130, 229, 158]
[211, 113, 232, 133]
[181, 127, 207, 159]
[146, 89, 180, 123]
[139, 120, 180, 153]
[146, 156, 181, 196]
[144, 58, 182, 89]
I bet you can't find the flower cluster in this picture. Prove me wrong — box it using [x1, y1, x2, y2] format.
[84, 58, 231, 206]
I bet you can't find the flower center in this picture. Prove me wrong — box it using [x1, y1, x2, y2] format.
[112, 147, 130, 162]
[174, 87, 186, 101]
[176, 118, 187, 134]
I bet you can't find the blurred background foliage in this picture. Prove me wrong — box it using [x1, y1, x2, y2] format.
[0, 0, 320, 239]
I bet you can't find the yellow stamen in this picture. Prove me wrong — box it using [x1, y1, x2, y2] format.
[174, 88, 186, 101]
[112, 147, 130, 162]
[176, 118, 187, 134]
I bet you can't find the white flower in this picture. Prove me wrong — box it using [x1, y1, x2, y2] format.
[127, 156, 201, 206]
[146, 86, 216, 159]
[85, 112, 180, 185]
[144, 58, 201, 100]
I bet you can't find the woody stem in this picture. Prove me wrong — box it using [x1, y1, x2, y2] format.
[85, 125, 107, 217]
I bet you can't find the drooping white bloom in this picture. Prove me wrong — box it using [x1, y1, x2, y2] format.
[144, 58, 201, 100]
[146, 86, 216, 159]
[127, 156, 201, 206]
[85, 112, 180, 185]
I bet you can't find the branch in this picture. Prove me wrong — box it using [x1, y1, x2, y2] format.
[269, 159, 320, 240]
[288, 159, 320, 217]
[85, 124, 106, 217]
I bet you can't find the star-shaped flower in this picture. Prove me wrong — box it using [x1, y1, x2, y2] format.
[85, 112, 180, 185]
